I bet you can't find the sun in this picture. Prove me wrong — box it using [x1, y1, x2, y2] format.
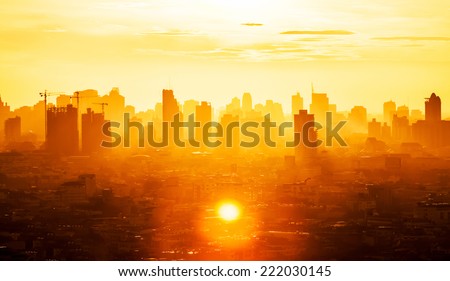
[218, 203, 241, 221]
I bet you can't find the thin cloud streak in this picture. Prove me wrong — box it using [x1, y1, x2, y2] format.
[280, 30, 354, 35]
[373, 36, 450, 41]
[241, 23, 264, 27]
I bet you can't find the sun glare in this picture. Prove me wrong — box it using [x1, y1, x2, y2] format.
[218, 203, 241, 221]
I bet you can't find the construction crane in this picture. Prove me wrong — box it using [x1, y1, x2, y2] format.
[71, 91, 97, 109]
[73, 91, 81, 109]
[39, 90, 64, 140]
[93, 102, 109, 114]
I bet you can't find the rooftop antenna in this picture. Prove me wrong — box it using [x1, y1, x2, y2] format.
[311, 82, 315, 94]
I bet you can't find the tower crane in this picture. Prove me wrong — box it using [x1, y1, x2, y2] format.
[39, 90, 64, 140]
[93, 102, 109, 114]
[71, 91, 98, 110]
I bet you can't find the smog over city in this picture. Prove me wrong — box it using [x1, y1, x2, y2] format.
[1, 0, 450, 263]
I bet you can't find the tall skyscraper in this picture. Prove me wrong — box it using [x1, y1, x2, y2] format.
[425, 93, 441, 122]
[162, 89, 182, 147]
[291, 92, 304, 115]
[294, 110, 317, 164]
[220, 113, 239, 151]
[47, 104, 79, 155]
[4, 116, 21, 143]
[195, 101, 212, 147]
[242, 93, 252, 114]
[348, 106, 367, 134]
[310, 93, 329, 124]
[383, 100, 396, 125]
[162, 89, 180, 122]
[82, 108, 107, 154]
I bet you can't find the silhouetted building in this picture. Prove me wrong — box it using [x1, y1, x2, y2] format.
[392, 114, 410, 141]
[195, 101, 212, 147]
[381, 122, 391, 141]
[56, 95, 72, 107]
[32, 101, 46, 139]
[72, 89, 99, 119]
[412, 93, 450, 147]
[348, 106, 367, 134]
[0, 96, 11, 135]
[221, 114, 239, 150]
[413, 120, 450, 148]
[383, 100, 396, 125]
[183, 99, 199, 121]
[124, 105, 136, 117]
[92, 88, 125, 124]
[425, 93, 441, 122]
[4, 116, 21, 143]
[310, 93, 329, 124]
[294, 110, 317, 164]
[82, 108, 107, 154]
[226, 97, 241, 117]
[397, 105, 409, 119]
[410, 109, 423, 123]
[162, 89, 180, 122]
[263, 100, 284, 123]
[368, 118, 381, 139]
[47, 105, 79, 155]
[242, 93, 252, 114]
[196, 102, 211, 123]
[292, 92, 304, 115]
[328, 104, 337, 116]
[155, 102, 162, 120]
[162, 89, 182, 146]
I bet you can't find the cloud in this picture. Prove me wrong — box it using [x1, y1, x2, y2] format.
[401, 44, 424, 47]
[241, 23, 263, 27]
[138, 30, 200, 36]
[372, 36, 450, 41]
[295, 37, 328, 42]
[280, 30, 354, 35]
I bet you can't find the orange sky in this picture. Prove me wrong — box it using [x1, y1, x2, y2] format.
[1, 0, 449, 115]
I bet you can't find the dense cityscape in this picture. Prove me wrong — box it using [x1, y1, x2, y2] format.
[0, 88, 450, 260]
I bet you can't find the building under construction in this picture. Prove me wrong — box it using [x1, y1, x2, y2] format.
[46, 104, 79, 155]
[82, 108, 108, 154]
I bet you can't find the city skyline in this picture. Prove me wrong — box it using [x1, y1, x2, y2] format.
[2, 88, 447, 154]
[1, 87, 449, 118]
[2, 0, 450, 263]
